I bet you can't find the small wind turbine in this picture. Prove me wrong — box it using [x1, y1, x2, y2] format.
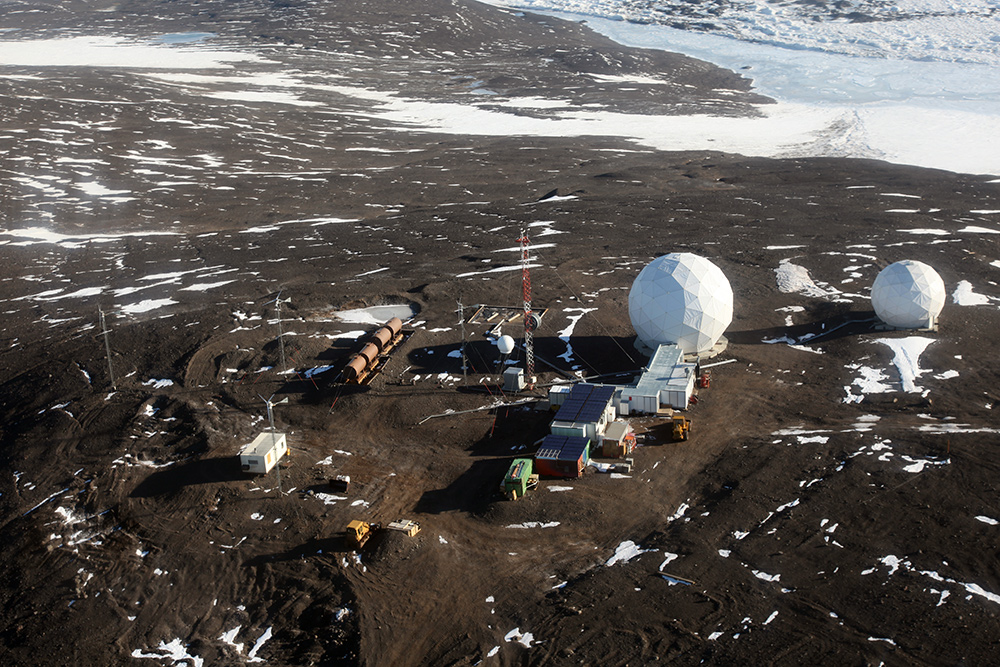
[258, 392, 289, 493]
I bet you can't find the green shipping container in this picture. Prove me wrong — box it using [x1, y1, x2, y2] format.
[503, 458, 534, 500]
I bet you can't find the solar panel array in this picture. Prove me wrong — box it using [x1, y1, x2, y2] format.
[537, 435, 590, 461]
[553, 384, 616, 424]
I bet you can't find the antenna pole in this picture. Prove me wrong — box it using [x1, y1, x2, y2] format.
[458, 299, 468, 387]
[99, 307, 116, 390]
[519, 229, 536, 388]
[275, 293, 287, 375]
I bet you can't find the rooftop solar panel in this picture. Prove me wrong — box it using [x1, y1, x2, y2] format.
[554, 384, 616, 423]
[558, 436, 590, 461]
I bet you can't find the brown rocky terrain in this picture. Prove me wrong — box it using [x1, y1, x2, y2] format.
[1, 0, 999, 665]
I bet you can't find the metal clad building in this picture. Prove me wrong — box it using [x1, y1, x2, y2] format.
[535, 434, 591, 478]
[619, 343, 696, 413]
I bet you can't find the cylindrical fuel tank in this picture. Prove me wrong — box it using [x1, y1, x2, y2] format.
[344, 355, 368, 382]
[384, 317, 403, 337]
[358, 342, 380, 365]
[370, 327, 392, 351]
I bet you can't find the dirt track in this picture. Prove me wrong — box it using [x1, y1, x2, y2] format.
[2, 0, 1000, 665]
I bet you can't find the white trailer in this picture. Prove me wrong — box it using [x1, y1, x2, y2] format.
[239, 432, 287, 474]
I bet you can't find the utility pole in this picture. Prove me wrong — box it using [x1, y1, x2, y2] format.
[99, 306, 116, 390]
[266, 291, 289, 375]
[458, 299, 468, 387]
[259, 393, 289, 493]
[518, 229, 536, 388]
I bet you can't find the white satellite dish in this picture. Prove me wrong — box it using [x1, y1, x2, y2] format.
[497, 335, 515, 355]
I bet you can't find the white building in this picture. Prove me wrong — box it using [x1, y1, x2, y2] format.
[619, 344, 697, 413]
[239, 432, 288, 474]
[549, 384, 617, 442]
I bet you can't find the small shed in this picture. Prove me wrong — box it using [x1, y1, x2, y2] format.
[535, 434, 590, 478]
[547, 385, 572, 409]
[239, 432, 287, 474]
[503, 367, 526, 393]
[600, 420, 635, 459]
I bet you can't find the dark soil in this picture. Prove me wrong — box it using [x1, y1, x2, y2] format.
[1, 1, 1000, 666]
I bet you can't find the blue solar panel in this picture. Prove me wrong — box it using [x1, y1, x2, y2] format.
[558, 436, 590, 461]
[554, 384, 615, 424]
[538, 435, 590, 461]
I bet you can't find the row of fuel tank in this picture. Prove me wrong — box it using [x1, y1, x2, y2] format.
[343, 316, 404, 383]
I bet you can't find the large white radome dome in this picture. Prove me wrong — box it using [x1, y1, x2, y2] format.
[628, 253, 733, 354]
[871, 260, 945, 329]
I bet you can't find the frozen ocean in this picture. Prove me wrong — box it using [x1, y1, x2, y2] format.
[480, 0, 1000, 174]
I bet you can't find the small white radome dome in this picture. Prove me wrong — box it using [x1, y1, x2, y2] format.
[628, 253, 733, 354]
[496, 334, 515, 355]
[871, 260, 945, 329]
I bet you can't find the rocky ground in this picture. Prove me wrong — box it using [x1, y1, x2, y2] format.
[2, 0, 1000, 665]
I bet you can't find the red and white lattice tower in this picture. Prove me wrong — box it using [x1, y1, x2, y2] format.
[519, 229, 535, 387]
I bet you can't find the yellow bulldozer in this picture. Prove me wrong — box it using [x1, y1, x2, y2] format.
[671, 414, 692, 442]
[346, 518, 421, 550]
[346, 519, 380, 549]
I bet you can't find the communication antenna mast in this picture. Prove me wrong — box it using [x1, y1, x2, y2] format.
[518, 229, 536, 388]
[258, 392, 289, 493]
[265, 291, 290, 375]
[98, 306, 116, 390]
[458, 299, 468, 387]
